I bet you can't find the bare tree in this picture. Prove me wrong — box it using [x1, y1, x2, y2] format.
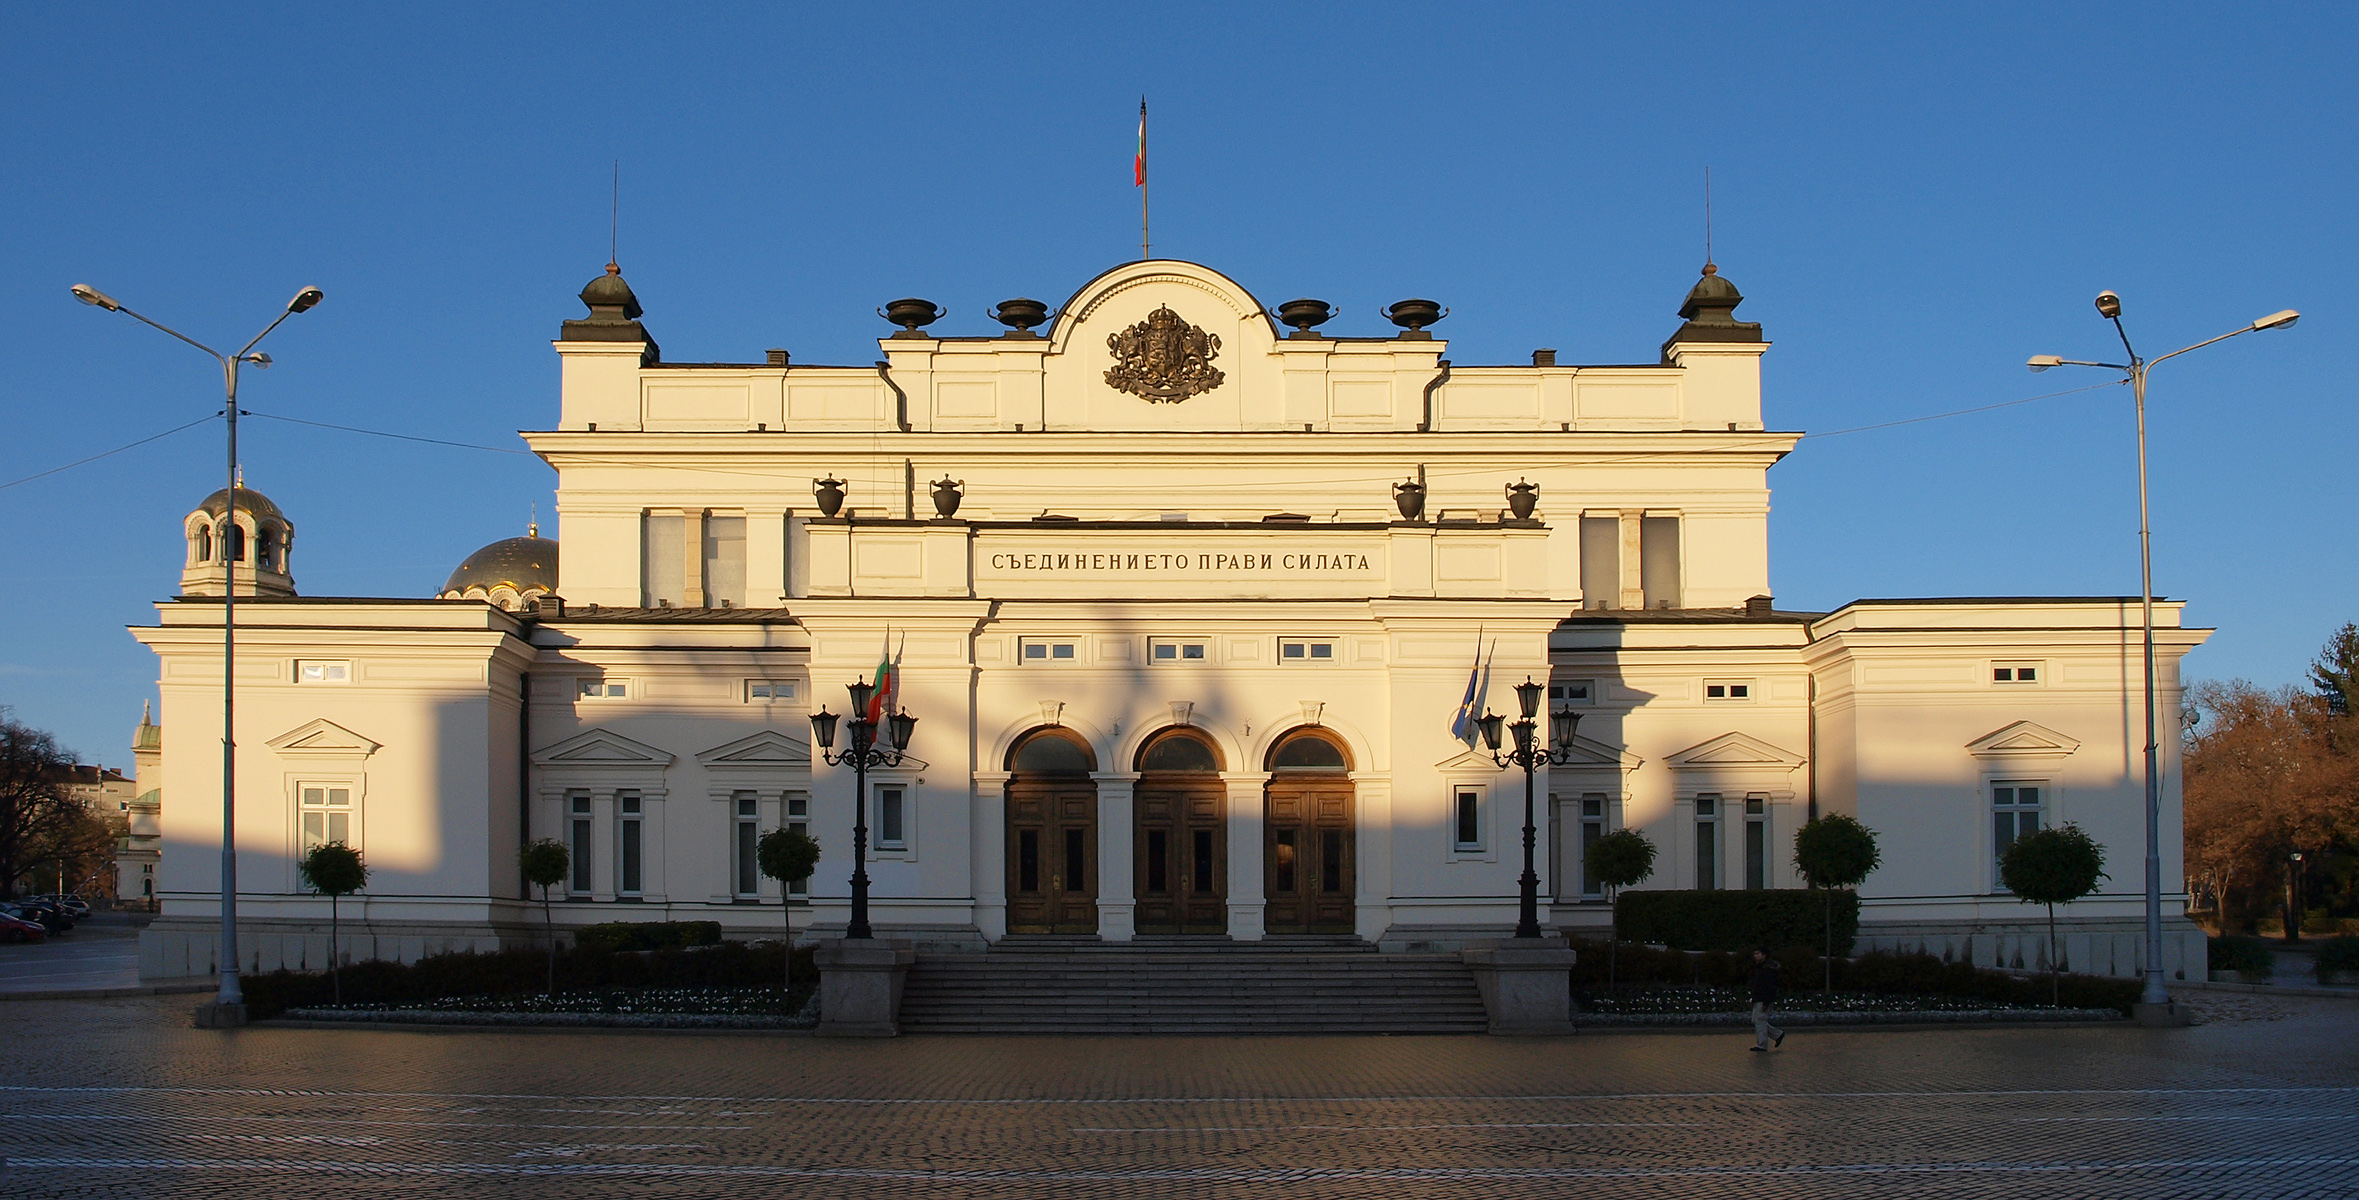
[2184, 680, 2359, 931]
[0, 714, 87, 901]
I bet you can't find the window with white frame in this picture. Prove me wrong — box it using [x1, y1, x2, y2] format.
[1992, 782, 2045, 889]
[1703, 681, 1752, 701]
[1020, 638, 1078, 663]
[1279, 638, 1336, 664]
[1550, 681, 1594, 705]
[568, 793, 592, 893]
[1694, 794, 1722, 889]
[298, 783, 355, 853]
[876, 785, 907, 850]
[578, 677, 631, 700]
[1992, 662, 2043, 684]
[617, 791, 644, 897]
[1452, 786, 1483, 851]
[1149, 638, 1208, 665]
[786, 794, 810, 896]
[745, 680, 796, 703]
[1743, 794, 1769, 890]
[733, 791, 760, 898]
[295, 660, 350, 684]
[1578, 794, 1607, 897]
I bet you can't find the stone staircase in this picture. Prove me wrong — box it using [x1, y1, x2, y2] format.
[896, 934, 1489, 1034]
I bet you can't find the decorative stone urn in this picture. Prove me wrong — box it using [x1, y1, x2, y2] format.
[813, 476, 846, 518]
[880, 298, 945, 336]
[1393, 479, 1426, 521]
[931, 477, 964, 518]
[1384, 298, 1447, 338]
[1505, 478, 1539, 520]
[991, 298, 1049, 335]
[1275, 298, 1335, 338]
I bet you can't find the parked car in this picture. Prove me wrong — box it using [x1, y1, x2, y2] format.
[11, 900, 71, 934]
[0, 906, 48, 942]
[34, 895, 91, 920]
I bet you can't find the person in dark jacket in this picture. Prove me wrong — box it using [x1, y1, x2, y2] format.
[1749, 949, 1786, 1050]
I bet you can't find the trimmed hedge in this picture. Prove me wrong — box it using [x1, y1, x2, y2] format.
[1616, 889, 1859, 955]
[574, 920, 723, 953]
[2208, 935, 2274, 976]
[1565, 940, 2143, 1014]
[2314, 934, 2359, 976]
[239, 939, 813, 1020]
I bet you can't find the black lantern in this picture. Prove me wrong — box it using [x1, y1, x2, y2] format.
[888, 709, 918, 751]
[809, 706, 839, 750]
[1477, 710, 1505, 752]
[1471, 674, 1599, 940]
[1551, 706, 1579, 750]
[1515, 677, 1544, 720]
[813, 680, 920, 943]
[846, 679, 875, 722]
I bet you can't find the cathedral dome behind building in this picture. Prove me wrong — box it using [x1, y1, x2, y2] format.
[440, 525, 559, 610]
[180, 481, 294, 598]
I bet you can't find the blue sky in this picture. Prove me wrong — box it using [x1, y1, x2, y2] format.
[3, 4, 2349, 765]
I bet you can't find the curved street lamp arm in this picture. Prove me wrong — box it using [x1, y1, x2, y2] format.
[2147, 323, 2259, 371]
[114, 305, 227, 366]
[236, 308, 299, 361]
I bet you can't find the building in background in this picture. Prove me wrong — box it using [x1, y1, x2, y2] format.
[131, 256, 2209, 982]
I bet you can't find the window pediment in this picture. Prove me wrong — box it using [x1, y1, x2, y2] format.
[531, 727, 675, 767]
[1966, 721, 2081, 760]
[695, 729, 812, 768]
[1666, 732, 1805, 770]
[265, 718, 380, 759]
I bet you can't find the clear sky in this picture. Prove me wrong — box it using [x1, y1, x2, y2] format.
[3, 4, 2350, 766]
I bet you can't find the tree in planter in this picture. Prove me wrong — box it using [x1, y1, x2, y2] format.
[295, 842, 368, 1004]
[757, 827, 822, 990]
[1585, 829, 1657, 990]
[518, 839, 570, 994]
[1793, 814, 1882, 992]
[2000, 823, 2108, 1006]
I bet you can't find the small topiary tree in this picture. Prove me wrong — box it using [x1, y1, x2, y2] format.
[2001, 823, 2108, 1005]
[517, 839, 570, 994]
[296, 842, 368, 1004]
[757, 827, 822, 989]
[1794, 814, 1882, 992]
[1586, 828, 1657, 990]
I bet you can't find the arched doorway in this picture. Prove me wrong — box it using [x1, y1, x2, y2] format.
[1006, 728, 1097, 934]
[1133, 728, 1227, 934]
[1263, 728, 1355, 934]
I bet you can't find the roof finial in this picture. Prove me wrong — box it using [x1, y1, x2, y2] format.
[529, 501, 539, 540]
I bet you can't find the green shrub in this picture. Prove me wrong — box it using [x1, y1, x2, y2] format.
[573, 920, 723, 953]
[239, 939, 814, 1019]
[1564, 941, 2141, 1013]
[2314, 935, 2359, 975]
[1615, 889, 1858, 955]
[2209, 935, 2274, 976]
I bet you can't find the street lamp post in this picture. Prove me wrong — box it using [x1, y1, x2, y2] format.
[809, 682, 916, 941]
[2029, 293, 2298, 1010]
[1476, 677, 1583, 939]
[72, 283, 323, 1017]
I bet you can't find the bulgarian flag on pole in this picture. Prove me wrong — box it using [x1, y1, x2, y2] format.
[1135, 98, 1147, 186]
[867, 634, 898, 723]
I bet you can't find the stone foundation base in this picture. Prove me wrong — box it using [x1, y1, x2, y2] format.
[1853, 916, 2207, 981]
[814, 938, 916, 1037]
[2134, 1000, 2195, 1027]
[1462, 938, 1577, 1035]
[192, 1001, 247, 1028]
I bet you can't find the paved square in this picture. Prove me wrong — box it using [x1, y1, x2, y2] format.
[2, 989, 2353, 1198]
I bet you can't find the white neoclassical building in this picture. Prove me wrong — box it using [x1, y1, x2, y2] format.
[133, 256, 2209, 981]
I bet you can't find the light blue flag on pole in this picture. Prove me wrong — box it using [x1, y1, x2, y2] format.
[1449, 631, 1491, 744]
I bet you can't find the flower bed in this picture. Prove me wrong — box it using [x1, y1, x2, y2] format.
[240, 940, 815, 1019]
[284, 984, 817, 1029]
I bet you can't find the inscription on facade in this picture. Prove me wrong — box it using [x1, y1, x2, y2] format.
[985, 549, 1374, 574]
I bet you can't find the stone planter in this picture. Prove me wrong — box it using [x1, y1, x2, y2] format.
[1462, 938, 1576, 1035]
[814, 937, 916, 1037]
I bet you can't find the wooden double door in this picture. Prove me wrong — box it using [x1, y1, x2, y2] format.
[1133, 778, 1227, 934]
[1264, 775, 1356, 933]
[1006, 779, 1097, 934]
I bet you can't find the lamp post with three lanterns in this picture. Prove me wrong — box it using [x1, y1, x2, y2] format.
[1477, 677, 1582, 940]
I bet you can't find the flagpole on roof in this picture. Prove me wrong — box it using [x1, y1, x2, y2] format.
[1137, 97, 1149, 262]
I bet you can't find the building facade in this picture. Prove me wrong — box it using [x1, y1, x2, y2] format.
[134, 257, 2208, 981]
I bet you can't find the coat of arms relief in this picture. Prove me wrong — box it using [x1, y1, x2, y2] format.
[1104, 305, 1224, 402]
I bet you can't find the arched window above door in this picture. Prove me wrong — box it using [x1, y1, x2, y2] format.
[1009, 728, 1095, 774]
[1268, 729, 1350, 771]
[1137, 728, 1222, 773]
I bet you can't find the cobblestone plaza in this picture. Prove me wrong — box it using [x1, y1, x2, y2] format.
[2, 990, 2353, 1198]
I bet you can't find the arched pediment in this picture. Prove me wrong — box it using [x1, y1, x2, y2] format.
[1045, 259, 1279, 355]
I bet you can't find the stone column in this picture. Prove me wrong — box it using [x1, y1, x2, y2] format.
[1224, 772, 1268, 941]
[1617, 510, 1644, 611]
[1095, 772, 1138, 942]
[973, 771, 1010, 941]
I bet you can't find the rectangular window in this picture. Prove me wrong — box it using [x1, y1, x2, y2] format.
[1579, 794, 1606, 897]
[786, 795, 810, 896]
[1549, 681, 1594, 705]
[1272, 830, 1296, 892]
[642, 512, 685, 607]
[1744, 795, 1768, 890]
[1064, 827, 1086, 892]
[1453, 787, 1482, 850]
[1704, 681, 1752, 701]
[1993, 782, 2045, 889]
[1146, 829, 1169, 893]
[746, 680, 796, 702]
[1640, 515, 1681, 609]
[577, 678, 630, 700]
[734, 792, 760, 897]
[298, 783, 353, 853]
[1992, 662, 2043, 684]
[703, 514, 747, 608]
[1695, 794, 1721, 890]
[877, 785, 905, 850]
[569, 793, 593, 893]
[1192, 829, 1214, 893]
[295, 660, 350, 684]
[1279, 639, 1336, 663]
[1021, 639, 1079, 663]
[1150, 639, 1209, 664]
[1579, 516, 1619, 609]
[618, 791, 643, 897]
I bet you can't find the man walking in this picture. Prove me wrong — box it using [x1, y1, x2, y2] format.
[1749, 949, 1786, 1051]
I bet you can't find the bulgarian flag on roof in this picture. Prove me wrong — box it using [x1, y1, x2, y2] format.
[867, 633, 900, 723]
[1135, 98, 1146, 186]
